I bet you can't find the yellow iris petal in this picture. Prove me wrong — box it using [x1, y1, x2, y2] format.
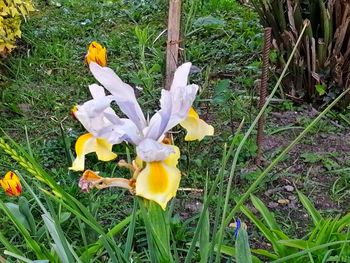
[0, 171, 22, 197]
[95, 138, 118, 161]
[85, 41, 107, 67]
[163, 145, 180, 167]
[70, 133, 117, 171]
[135, 149, 181, 210]
[180, 107, 214, 141]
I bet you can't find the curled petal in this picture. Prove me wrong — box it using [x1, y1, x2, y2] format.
[0, 171, 22, 197]
[74, 96, 114, 135]
[79, 170, 132, 192]
[135, 160, 181, 210]
[85, 41, 107, 67]
[70, 133, 117, 171]
[136, 139, 174, 162]
[170, 62, 192, 91]
[180, 107, 214, 141]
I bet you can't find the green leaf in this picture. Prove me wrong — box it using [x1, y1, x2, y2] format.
[124, 198, 138, 258]
[4, 250, 49, 263]
[0, 199, 49, 260]
[336, 213, 350, 231]
[236, 227, 253, 263]
[59, 212, 71, 224]
[297, 191, 322, 225]
[193, 16, 226, 28]
[316, 84, 326, 96]
[250, 195, 283, 236]
[251, 249, 278, 259]
[301, 152, 321, 163]
[5, 202, 30, 231]
[314, 219, 336, 246]
[0, 231, 23, 256]
[271, 241, 350, 263]
[278, 239, 315, 250]
[212, 244, 263, 263]
[138, 199, 172, 263]
[42, 214, 71, 263]
[199, 203, 210, 263]
[240, 205, 283, 256]
[19, 196, 37, 235]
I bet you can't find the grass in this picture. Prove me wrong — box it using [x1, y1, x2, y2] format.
[0, 0, 349, 262]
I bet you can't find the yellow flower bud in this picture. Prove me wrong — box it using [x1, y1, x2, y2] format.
[85, 41, 107, 67]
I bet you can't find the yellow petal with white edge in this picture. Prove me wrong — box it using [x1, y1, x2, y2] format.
[69, 133, 117, 171]
[70, 133, 95, 171]
[180, 107, 214, 141]
[136, 161, 181, 210]
[95, 138, 117, 161]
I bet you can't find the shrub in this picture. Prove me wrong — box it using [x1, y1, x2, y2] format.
[0, 0, 34, 56]
[252, 0, 350, 105]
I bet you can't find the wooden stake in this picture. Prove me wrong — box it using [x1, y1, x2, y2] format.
[165, 0, 182, 90]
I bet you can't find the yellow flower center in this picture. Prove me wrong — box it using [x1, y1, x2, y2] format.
[148, 162, 168, 194]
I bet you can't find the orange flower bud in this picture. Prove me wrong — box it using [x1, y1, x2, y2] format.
[0, 171, 22, 197]
[85, 41, 107, 67]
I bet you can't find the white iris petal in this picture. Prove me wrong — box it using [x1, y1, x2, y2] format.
[75, 62, 198, 162]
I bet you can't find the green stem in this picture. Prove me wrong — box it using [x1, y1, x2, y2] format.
[184, 119, 245, 263]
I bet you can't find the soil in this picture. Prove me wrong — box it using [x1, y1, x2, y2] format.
[257, 107, 350, 237]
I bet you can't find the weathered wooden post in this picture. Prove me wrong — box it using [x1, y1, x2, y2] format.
[165, 0, 182, 90]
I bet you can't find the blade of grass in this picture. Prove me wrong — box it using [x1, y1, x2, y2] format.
[124, 197, 138, 258]
[19, 174, 77, 263]
[236, 227, 253, 263]
[271, 240, 350, 263]
[223, 87, 350, 230]
[297, 190, 322, 225]
[184, 119, 245, 263]
[0, 199, 50, 260]
[41, 188, 128, 263]
[0, 231, 23, 256]
[4, 250, 49, 263]
[199, 172, 210, 263]
[207, 144, 227, 263]
[214, 21, 309, 263]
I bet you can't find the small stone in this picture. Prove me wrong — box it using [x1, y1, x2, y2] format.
[268, 202, 279, 208]
[278, 199, 290, 205]
[284, 185, 294, 192]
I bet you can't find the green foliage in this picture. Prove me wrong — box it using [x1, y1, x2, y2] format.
[236, 226, 253, 263]
[0, 1, 349, 262]
[301, 152, 340, 171]
[252, 0, 350, 105]
[0, 0, 34, 55]
[241, 194, 350, 262]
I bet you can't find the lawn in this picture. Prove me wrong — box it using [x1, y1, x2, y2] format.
[0, 0, 349, 262]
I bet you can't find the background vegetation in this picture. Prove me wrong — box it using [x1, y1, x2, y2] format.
[0, 0, 349, 262]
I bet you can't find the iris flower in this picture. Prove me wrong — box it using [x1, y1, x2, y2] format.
[72, 62, 199, 208]
[0, 171, 22, 197]
[72, 43, 214, 208]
